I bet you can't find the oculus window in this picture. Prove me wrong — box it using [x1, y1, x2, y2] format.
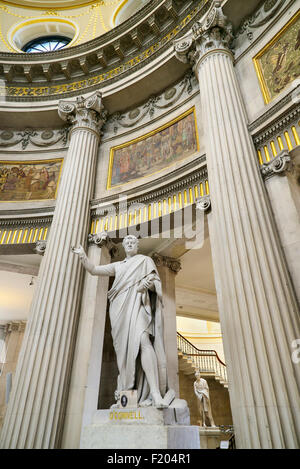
[22, 36, 71, 53]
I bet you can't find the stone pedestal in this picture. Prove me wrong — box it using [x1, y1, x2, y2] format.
[198, 427, 224, 449]
[81, 401, 200, 449]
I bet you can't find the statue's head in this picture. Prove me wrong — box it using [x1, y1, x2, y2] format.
[195, 370, 201, 379]
[122, 235, 139, 257]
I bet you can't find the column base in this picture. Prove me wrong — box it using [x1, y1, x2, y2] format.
[80, 402, 200, 449]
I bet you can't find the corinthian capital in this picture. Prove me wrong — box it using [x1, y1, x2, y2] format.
[174, 0, 233, 70]
[196, 195, 211, 212]
[88, 232, 117, 256]
[58, 91, 107, 137]
[152, 253, 181, 274]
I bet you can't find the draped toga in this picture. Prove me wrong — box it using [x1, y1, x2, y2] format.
[101, 254, 167, 404]
[194, 379, 210, 412]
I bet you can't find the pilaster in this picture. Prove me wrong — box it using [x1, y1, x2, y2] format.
[0, 322, 26, 433]
[261, 150, 300, 305]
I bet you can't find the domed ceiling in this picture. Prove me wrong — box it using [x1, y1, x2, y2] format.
[0, 0, 151, 53]
[4, 1, 110, 8]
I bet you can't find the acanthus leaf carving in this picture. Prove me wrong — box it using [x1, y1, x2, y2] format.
[88, 231, 118, 256]
[174, 1, 233, 71]
[35, 240, 47, 256]
[152, 252, 182, 274]
[196, 195, 211, 212]
[58, 91, 107, 136]
[260, 150, 291, 179]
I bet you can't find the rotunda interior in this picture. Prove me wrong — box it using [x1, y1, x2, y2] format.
[0, 0, 299, 450]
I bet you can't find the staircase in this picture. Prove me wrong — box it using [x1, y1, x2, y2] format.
[177, 332, 228, 388]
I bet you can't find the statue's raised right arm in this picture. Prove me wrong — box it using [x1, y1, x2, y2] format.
[71, 243, 115, 277]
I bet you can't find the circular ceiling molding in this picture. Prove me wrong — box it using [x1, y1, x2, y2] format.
[4, 1, 97, 8]
[8, 18, 79, 53]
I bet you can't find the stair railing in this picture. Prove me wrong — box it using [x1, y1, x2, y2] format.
[177, 332, 227, 384]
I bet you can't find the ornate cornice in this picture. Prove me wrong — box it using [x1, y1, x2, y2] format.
[260, 150, 291, 179]
[0, 70, 199, 150]
[152, 252, 181, 273]
[174, 1, 233, 71]
[91, 159, 207, 217]
[250, 98, 300, 145]
[0, 216, 52, 228]
[58, 91, 107, 136]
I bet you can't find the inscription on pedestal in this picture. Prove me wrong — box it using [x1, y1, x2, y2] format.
[109, 410, 145, 421]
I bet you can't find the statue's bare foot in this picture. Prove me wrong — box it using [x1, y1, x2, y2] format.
[139, 398, 152, 407]
[162, 388, 176, 406]
[152, 392, 168, 409]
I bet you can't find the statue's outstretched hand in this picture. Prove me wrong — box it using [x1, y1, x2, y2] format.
[71, 244, 86, 259]
[98, 231, 108, 242]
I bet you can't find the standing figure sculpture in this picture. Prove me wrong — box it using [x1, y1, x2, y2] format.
[72, 234, 174, 409]
[194, 370, 215, 427]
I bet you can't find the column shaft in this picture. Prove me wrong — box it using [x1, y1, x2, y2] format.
[0, 119, 100, 448]
[197, 50, 300, 448]
[61, 244, 111, 449]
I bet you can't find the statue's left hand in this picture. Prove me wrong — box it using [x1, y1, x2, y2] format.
[137, 277, 152, 293]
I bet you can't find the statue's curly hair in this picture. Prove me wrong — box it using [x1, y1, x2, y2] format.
[122, 234, 139, 248]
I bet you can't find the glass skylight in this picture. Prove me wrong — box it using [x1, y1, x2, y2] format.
[22, 35, 71, 53]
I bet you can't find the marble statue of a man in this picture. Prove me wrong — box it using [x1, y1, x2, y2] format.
[194, 370, 215, 427]
[72, 234, 174, 409]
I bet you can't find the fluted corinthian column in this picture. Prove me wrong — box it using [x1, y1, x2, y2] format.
[175, 1, 300, 449]
[0, 92, 107, 449]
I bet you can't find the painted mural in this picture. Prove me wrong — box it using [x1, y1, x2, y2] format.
[254, 11, 300, 103]
[0, 159, 63, 201]
[108, 108, 199, 188]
